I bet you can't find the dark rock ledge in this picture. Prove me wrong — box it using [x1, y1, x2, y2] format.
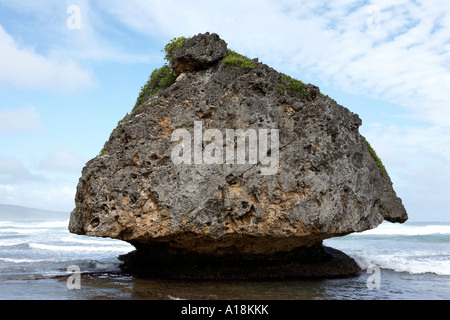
[118, 245, 361, 280]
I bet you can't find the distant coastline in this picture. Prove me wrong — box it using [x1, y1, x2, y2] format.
[0, 204, 69, 221]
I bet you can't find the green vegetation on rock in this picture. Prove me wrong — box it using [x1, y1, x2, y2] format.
[278, 73, 312, 100]
[163, 37, 190, 61]
[222, 50, 256, 69]
[365, 140, 387, 176]
[132, 37, 190, 113]
[132, 65, 175, 112]
[106, 37, 191, 156]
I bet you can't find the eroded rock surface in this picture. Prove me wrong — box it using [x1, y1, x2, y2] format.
[69, 32, 407, 278]
[171, 33, 228, 76]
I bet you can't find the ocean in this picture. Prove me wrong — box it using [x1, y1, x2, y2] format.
[0, 219, 449, 300]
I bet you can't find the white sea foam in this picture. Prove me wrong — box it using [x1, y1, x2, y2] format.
[0, 220, 68, 229]
[0, 228, 46, 234]
[29, 243, 133, 253]
[0, 241, 26, 247]
[34, 220, 69, 228]
[351, 252, 450, 276]
[356, 224, 450, 236]
[0, 257, 61, 263]
[60, 236, 126, 246]
[90, 261, 120, 270]
[0, 220, 67, 234]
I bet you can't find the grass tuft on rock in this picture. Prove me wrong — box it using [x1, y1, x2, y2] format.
[132, 37, 190, 113]
[365, 140, 387, 176]
[222, 50, 256, 69]
[278, 73, 313, 100]
[132, 65, 175, 112]
[163, 36, 190, 62]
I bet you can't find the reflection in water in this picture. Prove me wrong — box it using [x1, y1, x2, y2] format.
[8, 267, 450, 300]
[49, 269, 436, 300]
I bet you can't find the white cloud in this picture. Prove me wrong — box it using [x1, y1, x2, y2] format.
[397, 158, 450, 222]
[56, 0, 155, 63]
[0, 24, 95, 92]
[0, 183, 75, 212]
[363, 123, 450, 221]
[104, 0, 450, 126]
[0, 154, 45, 183]
[0, 184, 16, 193]
[39, 149, 86, 173]
[0, 184, 17, 204]
[364, 124, 450, 168]
[30, 186, 76, 210]
[0, 105, 42, 134]
[0, 150, 79, 211]
[0, 0, 155, 65]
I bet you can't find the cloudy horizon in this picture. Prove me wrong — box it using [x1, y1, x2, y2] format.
[0, 0, 449, 221]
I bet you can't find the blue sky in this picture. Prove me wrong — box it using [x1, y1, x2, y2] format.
[0, 0, 449, 221]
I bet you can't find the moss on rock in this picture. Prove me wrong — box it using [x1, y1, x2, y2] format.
[221, 50, 256, 69]
[365, 140, 387, 176]
[278, 73, 313, 100]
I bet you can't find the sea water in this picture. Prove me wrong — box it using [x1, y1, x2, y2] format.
[0, 219, 449, 300]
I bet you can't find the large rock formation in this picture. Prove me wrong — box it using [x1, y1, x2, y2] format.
[69, 32, 407, 279]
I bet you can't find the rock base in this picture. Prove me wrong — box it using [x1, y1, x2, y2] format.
[118, 245, 361, 280]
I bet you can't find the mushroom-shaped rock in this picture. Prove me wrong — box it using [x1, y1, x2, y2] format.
[69, 32, 407, 279]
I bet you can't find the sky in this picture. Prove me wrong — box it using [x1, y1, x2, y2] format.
[0, 0, 449, 222]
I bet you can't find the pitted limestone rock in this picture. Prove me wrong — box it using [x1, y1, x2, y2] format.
[69, 33, 407, 259]
[171, 32, 228, 76]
